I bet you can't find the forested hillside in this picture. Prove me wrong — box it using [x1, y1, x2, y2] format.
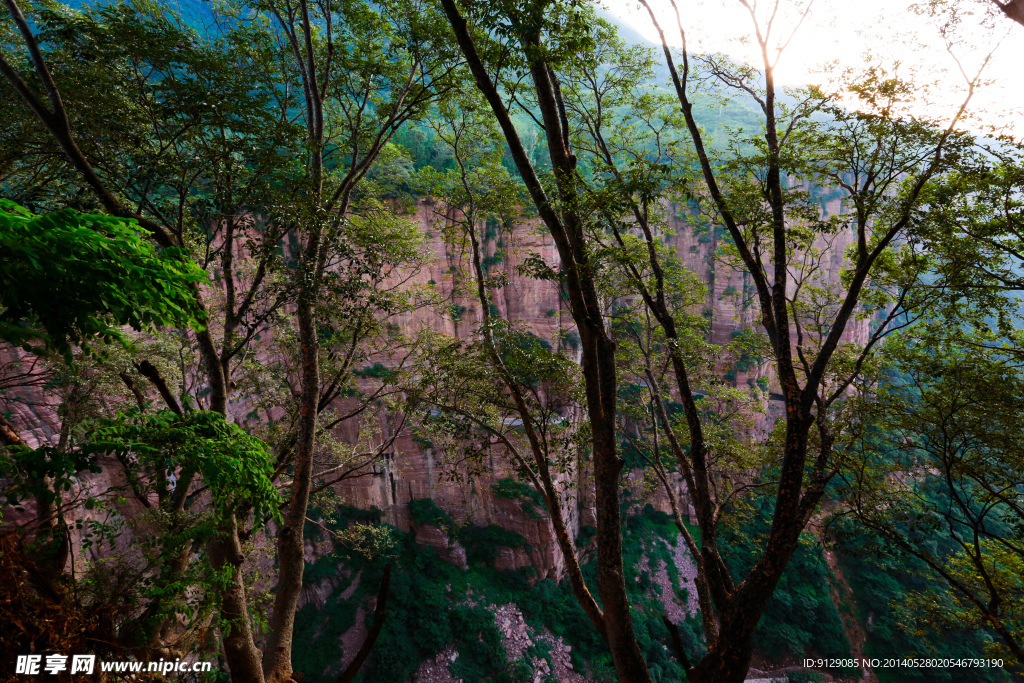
[1, 0, 1022, 682]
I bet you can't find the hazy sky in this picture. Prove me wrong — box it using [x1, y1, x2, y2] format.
[604, 0, 1023, 139]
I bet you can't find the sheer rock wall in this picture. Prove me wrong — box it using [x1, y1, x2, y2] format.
[1, 194, 869, 583]
[328, 194, 869, 579]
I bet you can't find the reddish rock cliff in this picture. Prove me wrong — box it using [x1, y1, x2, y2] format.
[1, 194, 869, 583]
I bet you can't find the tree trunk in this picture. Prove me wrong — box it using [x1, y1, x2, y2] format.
[435, 3, 652, 679]
[463, 210, 607, 641]
[263, 295, 320, 682]
[0, 2, 260, 675]
[586, 333, 652, 683]
[207, 514, 266, 683]
[336, 565, 392, 683]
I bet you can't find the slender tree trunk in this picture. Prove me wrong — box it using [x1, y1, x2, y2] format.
[208, 514, 266, 683]
[585, 332, 652, 683]
[1, 2, 268, 677]
[529, 54, 653, 683]
[336, 565, 392, 683]
[32, 481, 68, 581]
[435, 3, 652, 679]
[464, 211, 608, 641]
[260, 1, 329, 673]
[263, 293, 320, 682]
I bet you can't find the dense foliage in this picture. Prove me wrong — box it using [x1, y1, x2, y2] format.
[0, 200, 205, 358]
[1, 0, 1023, 680]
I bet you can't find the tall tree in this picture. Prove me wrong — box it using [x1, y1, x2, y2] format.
[436, 0, 996, 680]
[414, 96, 608, 639]
[841, 330, 1024, 668]
[435, 1, 657, 679]
[1, 0, 457, 679]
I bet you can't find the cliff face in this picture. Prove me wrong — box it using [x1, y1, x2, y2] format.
[327, 193, 869, 580]
[1, 193, 868, 583]
[0, 349, 61, 448]
[327, 201, 582, 579]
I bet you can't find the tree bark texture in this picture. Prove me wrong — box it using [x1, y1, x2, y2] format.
[207, 515, 266, 683]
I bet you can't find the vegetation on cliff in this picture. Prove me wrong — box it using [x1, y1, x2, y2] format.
[1, 0, 1022, 681]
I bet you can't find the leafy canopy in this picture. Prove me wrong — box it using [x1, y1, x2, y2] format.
[90, 409, 282, 520]
[0, 200, 206, 358]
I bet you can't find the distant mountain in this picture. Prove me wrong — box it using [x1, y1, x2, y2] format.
[61, 0, 215, 31]
[596, 5, 659, 47]
[59, 0, 763, 143]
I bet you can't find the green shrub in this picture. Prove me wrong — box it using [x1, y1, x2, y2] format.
[409, 498, 453, 531]
[735, 351, 763, 373]
[836, 520, 1012, 683]
[296, 504, 693, 683]
[458, 525, 529, 567]
[411, 431, 434, 450]
[493, 478, 545, 519]
[575, 524, 596, 549]
[354, 362, 394, 379]
[449, 604, 509, 680]
[334, 504, 384, 526]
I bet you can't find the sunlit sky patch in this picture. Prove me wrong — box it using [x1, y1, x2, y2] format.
[604, 0, 1024, 140]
